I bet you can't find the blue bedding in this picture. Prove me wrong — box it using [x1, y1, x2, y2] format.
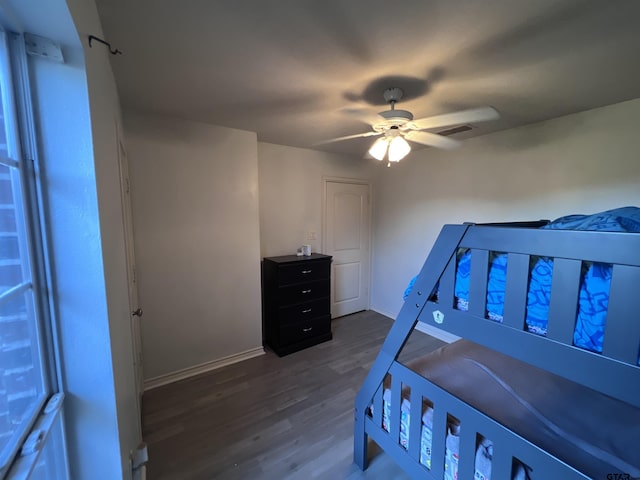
[408, 207, 640, 360]
[526, 206, 640, 355]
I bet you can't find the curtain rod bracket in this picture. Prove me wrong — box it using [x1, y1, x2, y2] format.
[88, 35, 122, 55]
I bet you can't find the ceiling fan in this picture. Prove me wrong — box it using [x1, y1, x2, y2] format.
[317, 87, 500, 166]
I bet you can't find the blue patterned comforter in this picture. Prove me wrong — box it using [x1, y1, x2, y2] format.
[526, 207, 640, 354]
[409, 207, 640, 360]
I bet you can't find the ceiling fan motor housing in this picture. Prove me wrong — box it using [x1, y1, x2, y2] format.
[374, 108, 414, 131]
[375, 87, 413, 130]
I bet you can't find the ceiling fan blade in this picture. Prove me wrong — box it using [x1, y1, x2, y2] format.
[411, 107, 500, 131]
[313, 131, 381, 146]
[405, 130, 461, 150]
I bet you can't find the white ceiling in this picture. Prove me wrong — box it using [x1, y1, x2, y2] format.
[95, 0, 640, 157]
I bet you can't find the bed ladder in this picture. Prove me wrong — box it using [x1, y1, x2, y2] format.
[354, 224, 470, 470]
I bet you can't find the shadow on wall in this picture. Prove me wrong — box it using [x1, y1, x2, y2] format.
[391, 104, 640, 206]
[470, 107, 586, 152]
[123, 110, 249, 146]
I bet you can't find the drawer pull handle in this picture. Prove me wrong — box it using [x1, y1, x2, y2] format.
[302, 327, 313, 333]
[302, 308, 312, 313]
[301, 270, 312, 274]
[301, 289, 312, 294]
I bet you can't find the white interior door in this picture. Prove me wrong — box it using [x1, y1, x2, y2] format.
[116, 123, 144, 416]
[324, 180, 371, 318]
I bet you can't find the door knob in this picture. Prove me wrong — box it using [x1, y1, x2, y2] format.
[132, 308, 143, 317]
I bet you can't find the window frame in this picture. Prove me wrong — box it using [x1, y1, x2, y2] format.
[0, 29, 67, 479]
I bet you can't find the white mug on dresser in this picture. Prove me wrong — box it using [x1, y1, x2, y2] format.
[301, 244, 311, 256]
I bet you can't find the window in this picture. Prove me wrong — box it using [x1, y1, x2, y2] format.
[0, 30, 66, 478]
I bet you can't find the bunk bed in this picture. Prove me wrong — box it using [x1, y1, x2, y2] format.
[354, 207, 640, 479]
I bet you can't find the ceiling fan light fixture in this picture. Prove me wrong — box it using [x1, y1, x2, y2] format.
[388, 136, 411, 162]
[368, 137, 389, 161]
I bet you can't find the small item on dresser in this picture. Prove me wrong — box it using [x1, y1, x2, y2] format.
[302, 244, 312, 256]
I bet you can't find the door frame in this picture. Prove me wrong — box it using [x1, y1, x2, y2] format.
[115, 120, 144, 430]
[321, 176, 373, 313]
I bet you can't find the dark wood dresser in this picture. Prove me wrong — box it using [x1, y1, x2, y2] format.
[262, 253, 332, 356]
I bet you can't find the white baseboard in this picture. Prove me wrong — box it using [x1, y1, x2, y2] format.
[370, 306, 459, 344]
[414, 322, 460, 344]
[368, 305, 397, 320]
[143, 346, 265, 391]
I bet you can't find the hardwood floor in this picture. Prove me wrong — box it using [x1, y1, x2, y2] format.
[142, 310, 445, 479]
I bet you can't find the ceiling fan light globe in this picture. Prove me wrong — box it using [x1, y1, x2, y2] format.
[369, 137, 389, 161]
[388, 136, 411, 162]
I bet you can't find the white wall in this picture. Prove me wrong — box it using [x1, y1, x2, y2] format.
[258, 142, 376, 257]
[371, 98, 640, 318]
[24, 0, 140, 478]
[124, 111, 263, 382]
[30, 39, 124, 480]
[71, 6, 141, 477]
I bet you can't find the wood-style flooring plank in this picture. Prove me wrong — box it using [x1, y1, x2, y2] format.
[142, 310, 444, 479]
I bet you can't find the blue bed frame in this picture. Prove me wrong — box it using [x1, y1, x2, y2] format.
[354, 221, 640, 479]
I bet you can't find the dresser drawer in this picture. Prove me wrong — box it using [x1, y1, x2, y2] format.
[278, 297, 329, 326]
[279, 315, 330, 346]
[278, 260, 330, 286]
[278, 279, 329, 305]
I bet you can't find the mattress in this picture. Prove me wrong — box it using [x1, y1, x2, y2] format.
[378, 340, 640, 479]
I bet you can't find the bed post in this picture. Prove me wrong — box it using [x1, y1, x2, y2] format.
[353, 224, 470, 470]
[353, 405, 369, 469]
